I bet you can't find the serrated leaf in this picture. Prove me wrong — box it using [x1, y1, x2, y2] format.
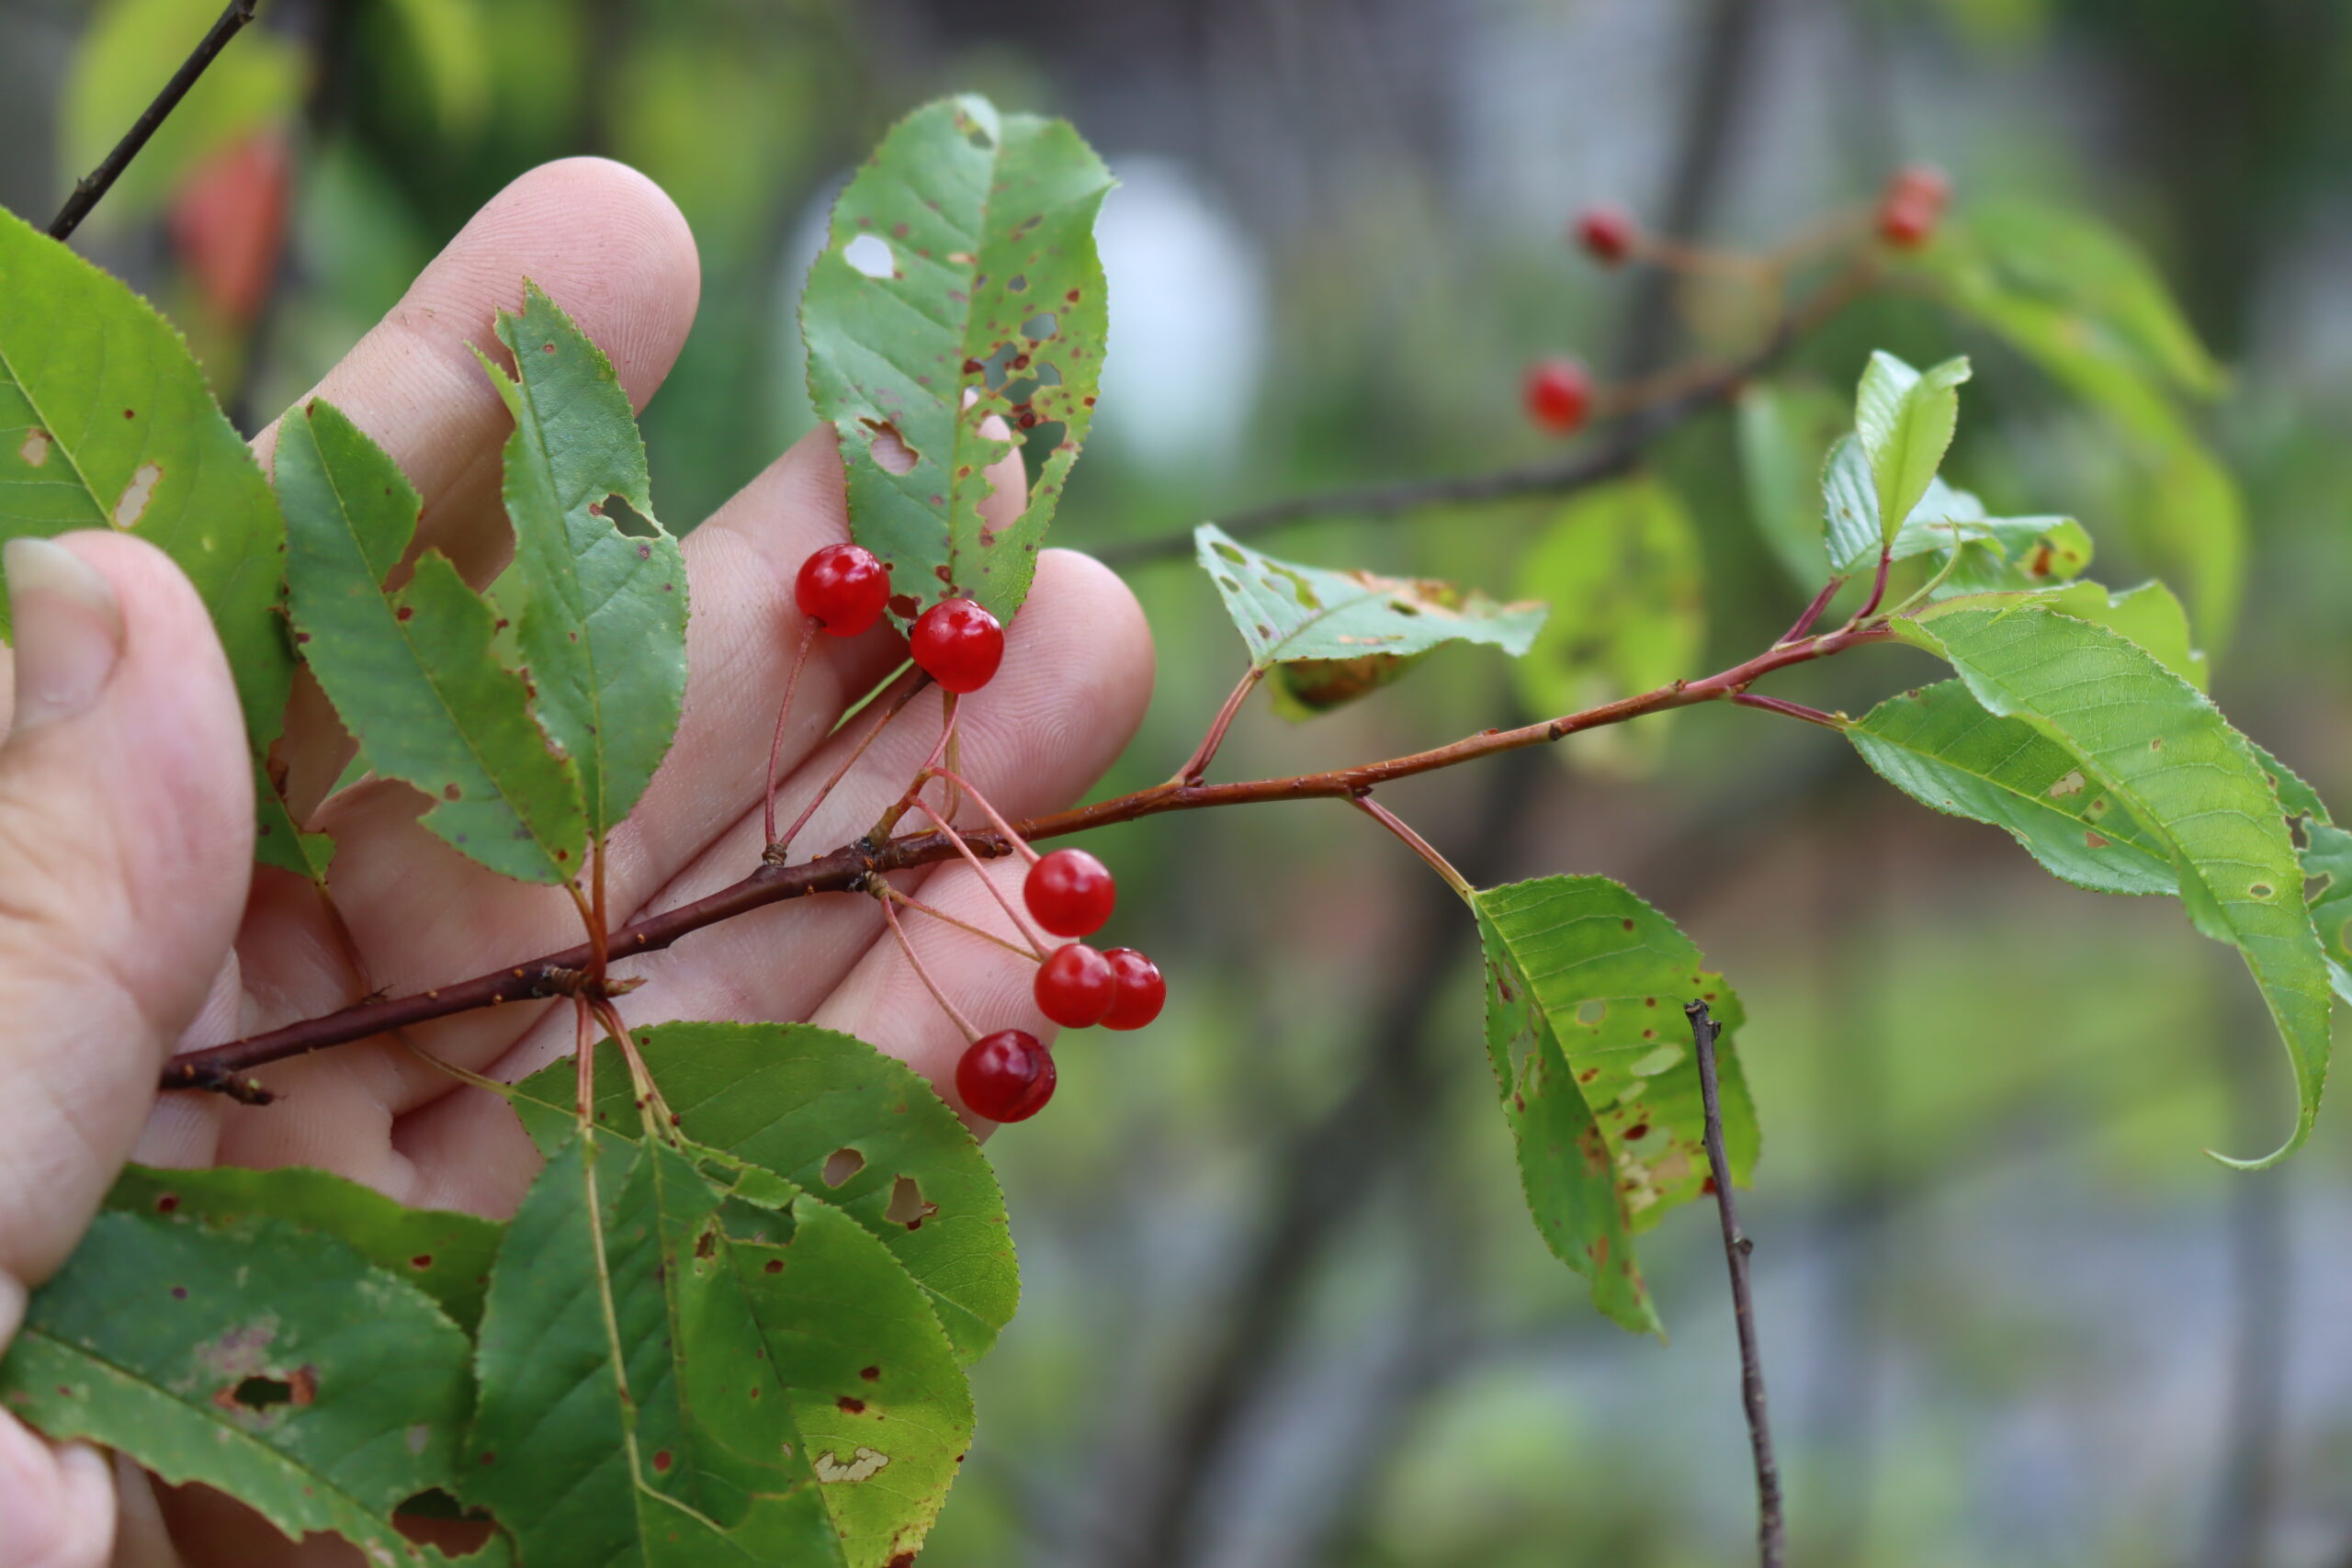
[104, 1163, 503, 1335]
[1195, 523, 1544, 682]
[802, 95, 1112, 626]
[0, 1208, 477, 1564]
[1850, 681, 2178, 896]
[481, 282, 688, 844]
[1891, 604, 2329, 1166]
[464, 1132, 842, 1566]
[1921, 512, 2093, 600]
[0, 205, 308, 875]
[1854, 351, 1971, 545]
[1920, 579, 2206, 691]
[61, 0, 305, 227]
[278, 398, 589, 884]
[1511, 477, 1702, 776]
[2244, 744, 2352, 1004]
[1472, 876, 1758, 1337]
[1735, 380, 1849, 589]
[511, 1021, 1017, 1363]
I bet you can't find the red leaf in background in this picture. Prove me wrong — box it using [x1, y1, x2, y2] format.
[168, 131, 290, 326]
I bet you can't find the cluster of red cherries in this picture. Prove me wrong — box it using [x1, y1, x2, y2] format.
[792, 541, 1167, 1126]
[1519, 163, 1953, 436]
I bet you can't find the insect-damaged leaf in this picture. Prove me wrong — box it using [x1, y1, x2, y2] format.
[104, 1162, 504, 1335]
[1194, 523, 1544, 686]
[277, 398, 588, 884]
[1892, 603, 2330, 1167]
[511, 1021, 1017, 1363]
[0, 205, 320, 880]
[803, 95, 1112, 626]
[1472, 876, 1758, 1337]
[0, 1207, 478, 1564]
[480, 281, 687, 845]
[1511, 476, 1702, 777]
[465, 1129, 971, 1568]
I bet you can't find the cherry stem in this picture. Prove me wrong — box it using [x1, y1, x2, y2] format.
[911, 796, 1052, 959]
[592, 996, 676, 1141]
[880, 895, 982, 1043]
[394, 1037, 518, 1101]
[882, 884, 1041, 962]
[1730, 692, 1842, 729]
[1175, 667, 1265, 785]
[1351, 793, 1474, 900]
[872, 691, 960, 841]
[1778, 577, 1843, 646]
[565, 878, 609, 987]
[763, 623, 821, 848]
[770, 668, 930, 861]
[572, 999, 595, 1122]
[931, 769, 1041, 864]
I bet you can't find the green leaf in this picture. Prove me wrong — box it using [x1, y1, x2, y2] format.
[1736, 379, 1850, 589]
[1853, 351, 1972, 546]
[1891, 604, 2329, 1166]
[2244, 744, 2352, 1003]
[60, 0, 304, 227]
[1919, 512, 2093, 600]
[278, 399, 589, 884]
[1821, 434, 1881, 574]
[1850, 680, 2178, 897]
[465, 1132, 842, 1566]
[1472, 876, 1758, 1337]
[0, 1208, 476, 1562]
[1510, 477, 1702, 776]
[2040, 580, 2207, 691]
[0, 205, 306, 875]
[511, 1021, 1017, 1363]
[481, 282, 688, 845]
[802, 95, 1113, 626]
[104, 1163, 504, 1335]
[1195, 522, 1545, 678]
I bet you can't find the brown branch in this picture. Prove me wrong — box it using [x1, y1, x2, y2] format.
[161, 622, 1889, 1095]
[1686, 999, 1787, 1568]
[47, 0, 262, 243]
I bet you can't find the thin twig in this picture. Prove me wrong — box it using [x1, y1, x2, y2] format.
[48, 0, 262, 242]
[160, 621, 1892, 1092]
[1686, 999, 1786, 1568]
[1731, 692, 1844, 728]
[1173, 667, 1263, 784]
[1350, 794, 1471, 899]
[763, 623, 820, 847]
[879, 895, 981, 1043]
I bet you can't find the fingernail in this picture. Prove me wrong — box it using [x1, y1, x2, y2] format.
[5, 537, 124, 730]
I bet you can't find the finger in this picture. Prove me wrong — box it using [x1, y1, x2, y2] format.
[256, 157, 700, 803]
[392, 548, 1154, 1213]
[0, 536, 249, 1292]
[0, 1418, 112, 1568]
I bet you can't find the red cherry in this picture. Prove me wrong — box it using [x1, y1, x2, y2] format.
[1100, 948, 1166, 1031]
[1877, 164, 1950, 250]
[1024, 848, 1116, 938]
[795, 543, 891, 637]
[910, 597, 1005, 694]
[1878, 197, 1938, 250]
[1885, 163, 1951, 214]
[1523, 357, 1593, 434]
[956, 1030, 1056, 1122]
[1034, 942, 1115, 1028]
[1573, 203, 1636, 265]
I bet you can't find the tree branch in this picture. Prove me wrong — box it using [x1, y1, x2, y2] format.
[47, 0, 262, 243]
[162, 622, 1888, 1095]
[1686, 998, 1786, 1568]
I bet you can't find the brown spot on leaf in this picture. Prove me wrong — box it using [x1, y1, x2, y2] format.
[860, 1365, 880, 1382]
[113, 462, 162, 529]
[764, 1258, 785, 1274]
[17, 429, 51, 468]
[838, 1397, 866, 1415]
[653, 1450, 673, 1472]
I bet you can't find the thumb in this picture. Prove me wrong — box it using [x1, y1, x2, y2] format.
[0, 533, 251, 1307]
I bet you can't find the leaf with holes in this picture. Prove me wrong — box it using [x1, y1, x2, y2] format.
[481, 281, 687, 844]
[105, 1163, 504, 1335]
[1511, 477, 1702, 776]
[0, 1207, 480, 1563]
[1195, 523, 1544, 685]
[0, 205, 318, 879]
[2245, 744, 2352, 1004]
[465, 1128, 973, 1568]
[1894, 603, 2329, 1166]
[802, 95, 1112, 626]
[278, 398, 588, 884]
[1854, 351, 1971, 547]
[510, 1021, 1016, 1362]
[1473, 875, 1758, 1337]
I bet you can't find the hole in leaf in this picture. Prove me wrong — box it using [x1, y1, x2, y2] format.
[859, 420, 920, 476]
[229, 1368, 315, 1410]
[885, 1176, 938, 1230]
[844, 234, 896, 278]
[1022, 312, 1058, 340]
[1006, 274, 1028, 293]
[113, 462, 162, 529]
[822, 1148, 865, 1188]
[1575, 999, 1607, 1026]
[962, 118, 993, 151]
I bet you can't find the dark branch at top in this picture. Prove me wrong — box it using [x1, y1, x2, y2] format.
[48, 0, 262, 243]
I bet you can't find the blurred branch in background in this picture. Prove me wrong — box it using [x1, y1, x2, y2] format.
[47, 0, 255, 240]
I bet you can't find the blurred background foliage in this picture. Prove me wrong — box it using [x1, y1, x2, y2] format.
[4, 0, 2350, 1562]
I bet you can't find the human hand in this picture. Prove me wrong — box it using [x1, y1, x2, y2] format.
[0, 158, 1153, 1566]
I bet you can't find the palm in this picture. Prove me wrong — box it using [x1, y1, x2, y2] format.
[140, 159, 1152, 1222]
